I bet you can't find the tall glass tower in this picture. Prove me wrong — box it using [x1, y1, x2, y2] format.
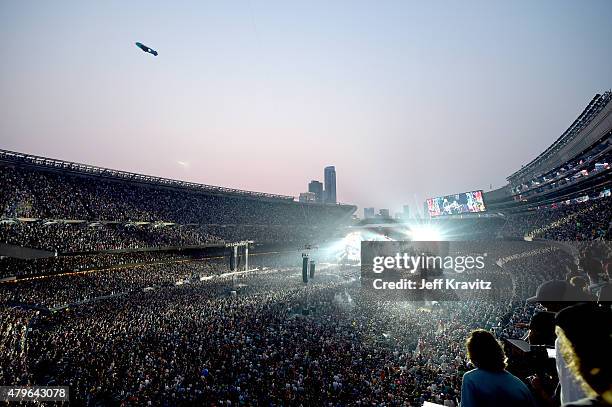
[324, 166, 336, 204]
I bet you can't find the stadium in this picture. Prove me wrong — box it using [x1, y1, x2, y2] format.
[1, 90, 611, 405]
[2, 2, 612, 406]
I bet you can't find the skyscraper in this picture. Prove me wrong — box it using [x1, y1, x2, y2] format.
[324, 166, 336, 204]
[308, 180, 324, 203]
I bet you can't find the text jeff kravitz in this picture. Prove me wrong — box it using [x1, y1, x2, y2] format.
[370, 278, 492, 290]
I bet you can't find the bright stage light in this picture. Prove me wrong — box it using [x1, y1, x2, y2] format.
[341, 231, 362, 261]
[326, 229, 397, 264]
[410, 225, 442, 241]
[344, 231, 362, 247]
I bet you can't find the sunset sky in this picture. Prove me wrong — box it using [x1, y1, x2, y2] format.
[1, 0, 611, 215]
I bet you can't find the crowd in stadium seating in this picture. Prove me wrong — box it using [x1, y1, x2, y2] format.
[2, 163, 610, 263]
[0, 166, 352, 225]
[0, 251, 191, 279]
[0, 260, 227, 309]
[0, 165, 352, 254]
[2, 192, 609, 279]
[501, 197, 611, 240]
[0, 222, 223, 253]
[0, 221, 342, 258]
[509, 90, 611, 197]
[511, 136, 610, 198]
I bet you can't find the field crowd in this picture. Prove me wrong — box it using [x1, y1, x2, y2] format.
[1, 239, 610, 406]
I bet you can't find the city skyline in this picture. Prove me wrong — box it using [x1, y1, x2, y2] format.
[1, 1, 612, 214]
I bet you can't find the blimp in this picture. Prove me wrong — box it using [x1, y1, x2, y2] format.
[135, 42, 158, 56]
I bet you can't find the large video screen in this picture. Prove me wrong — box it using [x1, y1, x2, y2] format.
[426, 190, 486, 217]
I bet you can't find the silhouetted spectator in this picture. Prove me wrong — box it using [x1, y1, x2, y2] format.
[461, 329, 536, 407]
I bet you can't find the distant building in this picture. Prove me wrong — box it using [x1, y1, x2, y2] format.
[379, 208, 390, 218]
[299, 192, 316, 203]
[324, 166, 337, 204]
[364, 207, 375, 219]
[308, 180, 324, 203]
[402, 204, 410, 219]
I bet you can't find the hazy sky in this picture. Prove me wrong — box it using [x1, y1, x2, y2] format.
[1, 1, 611, 215]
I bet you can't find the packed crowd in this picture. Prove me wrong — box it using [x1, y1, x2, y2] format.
[1, 239, 609, 406]
[501, 197, 612, 240]
[2, 162, 610, 261]
[0, 165, 353, 225]
[0, 306, 38, 389]
[0, 165, 353, 253]
[0, 222, 223, 253]
[1, 158, 612, 406]
[0, 251, 191, 279]
[1, 259, 227, 309]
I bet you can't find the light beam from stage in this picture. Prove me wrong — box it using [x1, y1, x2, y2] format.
[408, 224, 443, 241]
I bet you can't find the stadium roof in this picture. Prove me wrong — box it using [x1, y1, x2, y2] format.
[0, 149, 297, 202]
[508, 91, 612, 182]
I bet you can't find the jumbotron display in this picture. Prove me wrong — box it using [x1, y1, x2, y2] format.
[426, 190, 486, 217]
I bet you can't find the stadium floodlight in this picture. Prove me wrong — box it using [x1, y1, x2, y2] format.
[410, 224, 442, 241]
